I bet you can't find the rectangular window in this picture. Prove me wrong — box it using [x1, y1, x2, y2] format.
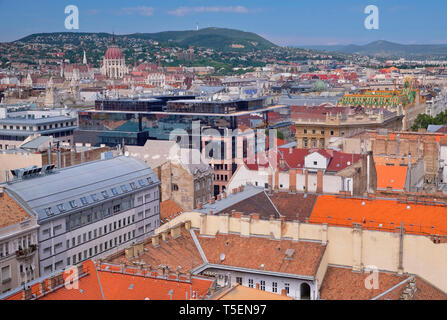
[285, 283, 290, 294]
[248, 279, 254, 288]
[113, 204, 120, 214]
[260, 280, 265, 291]
[236, 277, 242, 285]
[272, 282, 278, 293]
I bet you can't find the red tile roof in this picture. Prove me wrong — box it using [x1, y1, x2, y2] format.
[196, 231, 326, 277]
[310, 195, 447, 236]
[4, 260, 214, 300]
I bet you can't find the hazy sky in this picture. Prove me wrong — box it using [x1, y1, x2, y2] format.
[1, 0, 446, 45]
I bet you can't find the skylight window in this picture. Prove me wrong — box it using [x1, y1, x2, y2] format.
[121, 185, 129, 192]
[102, 191, 109, 198]
[57, 204, 66, 212]
[147, 177, 152, 184]
[111, 187, 119, 196]
[69, 200, 77, 209]
[45, 207, 54, 216]
[80, 197, 88, 205]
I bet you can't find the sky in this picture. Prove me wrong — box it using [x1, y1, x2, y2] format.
[1, 0, 447, 46]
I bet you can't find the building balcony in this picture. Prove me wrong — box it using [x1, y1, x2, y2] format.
[16, 245, 37, 259]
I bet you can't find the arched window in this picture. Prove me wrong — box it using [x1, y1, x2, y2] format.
[300, 282, 311, 300]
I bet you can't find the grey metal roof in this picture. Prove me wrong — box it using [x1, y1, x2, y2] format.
[19, 136, 52, 150]
[2, 156, 160, 222]
[0, 116, 76, 125]
[196, 185, 265, 214]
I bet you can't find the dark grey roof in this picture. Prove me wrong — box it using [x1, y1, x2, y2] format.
[196, 185, 267, 215]
[2, 156, 160, 222]
[19, 136, 52, 150]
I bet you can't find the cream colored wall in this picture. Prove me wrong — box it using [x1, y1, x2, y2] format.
[0, 152, 43, 182]
[156, 211, 447, 292]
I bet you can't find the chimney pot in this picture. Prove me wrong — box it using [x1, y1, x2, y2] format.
[222, 192, 227, 199]
[197, 202, 203, 209]
[217, 194, 221, 201]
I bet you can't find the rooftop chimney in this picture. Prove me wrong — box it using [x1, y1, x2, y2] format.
[152, 235, 160, 247]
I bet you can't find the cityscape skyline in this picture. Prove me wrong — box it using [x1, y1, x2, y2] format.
[1, 0, 447, 45]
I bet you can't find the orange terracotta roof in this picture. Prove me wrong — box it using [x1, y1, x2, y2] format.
[376, 165, 407, 190]
[5, 260, 214, 300]
[309, 195, 447, 236]
[160, 199, 184, 223]
[108, 228, 204, 273]
[0, 190, 32, 228]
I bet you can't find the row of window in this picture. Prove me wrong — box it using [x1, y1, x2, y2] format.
[67, 230, 136, 267]
[303, 129, 335, 136]
[0, 234, 33, 259]
[45, 180, 155, 217]
[237, 277, 290, 294]
[1, 121, 75, 132]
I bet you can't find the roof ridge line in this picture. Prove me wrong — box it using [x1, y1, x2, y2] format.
[370, 275, 414, 300]
[264, 190, 282, 217]
[189, 229, 208, 264]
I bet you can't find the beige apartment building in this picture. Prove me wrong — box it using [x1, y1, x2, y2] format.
[292, 105, 404, 149]
[0, 189, 39, 294]
[127, 140, 214, 211]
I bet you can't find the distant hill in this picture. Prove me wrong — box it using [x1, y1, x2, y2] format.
[304, 40, 447, 59]
[16, 27, 277, 52]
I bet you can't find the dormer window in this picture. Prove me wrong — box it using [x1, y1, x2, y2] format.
[111, 187, 118, 196]
[69, 200, 77, 209]
[80, 197, 88, 205]
[101, 191, 109, 198]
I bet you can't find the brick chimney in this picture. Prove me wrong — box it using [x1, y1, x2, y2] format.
[161, 231, 168, 242]
[251, 213, 260, 220]
[39, 281, 47, 295]
[22, 286, 32, 300]
[223, 192, 227, 199]
[209, 210, 213, 215]
[217, 194, 221, 201]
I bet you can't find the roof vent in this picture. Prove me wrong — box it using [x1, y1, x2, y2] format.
[259, 264, 265, 269]
[219, 253, 226, 262]
[361, 201, 366, 205]
[284, 248, 295, 260]
[407, 205, 411, 210]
